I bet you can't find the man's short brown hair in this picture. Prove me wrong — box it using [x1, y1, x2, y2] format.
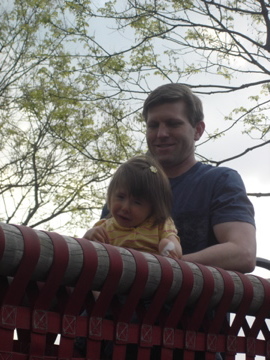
[142, 83, 204, 127]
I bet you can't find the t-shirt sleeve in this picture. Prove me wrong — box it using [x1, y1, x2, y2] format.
[210, 169, 255, 227]
[159, 217, 181, 242]
[93, 218, 107, 227]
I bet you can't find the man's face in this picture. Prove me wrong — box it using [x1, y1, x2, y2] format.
[146, 101, 204, 175]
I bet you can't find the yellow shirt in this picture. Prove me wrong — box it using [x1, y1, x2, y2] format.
[93, 217, 180, 254]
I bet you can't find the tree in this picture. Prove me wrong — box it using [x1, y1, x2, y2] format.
[62, 0, 270, 190]
[0, 0, 269, 234]
[75, 0, 270, 142]
[46, 0, 270, 167]
[0, 0, 144, 233]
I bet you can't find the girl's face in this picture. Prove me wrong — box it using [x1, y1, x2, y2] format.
[110, 189, 152, 228]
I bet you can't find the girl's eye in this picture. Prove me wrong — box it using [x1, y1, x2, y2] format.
[116, 193, 125, 200]
[134, 200, 142, 205]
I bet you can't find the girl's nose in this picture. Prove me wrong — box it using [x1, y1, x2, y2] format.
[121, 199, 130, 212]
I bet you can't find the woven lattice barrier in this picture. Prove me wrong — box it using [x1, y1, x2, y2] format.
[0, 222, 269, 360]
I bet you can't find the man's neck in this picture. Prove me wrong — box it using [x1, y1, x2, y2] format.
[163, 159, 197, 179]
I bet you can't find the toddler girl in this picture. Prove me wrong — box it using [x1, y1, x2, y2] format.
[84, 155, 182, 259]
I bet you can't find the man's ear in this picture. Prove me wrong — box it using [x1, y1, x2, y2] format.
[194, 121, 205, 141]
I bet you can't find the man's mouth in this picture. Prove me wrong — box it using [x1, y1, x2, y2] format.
[155, 143, 174, 149]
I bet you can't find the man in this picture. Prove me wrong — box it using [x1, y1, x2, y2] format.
[143, 83, 256, 273]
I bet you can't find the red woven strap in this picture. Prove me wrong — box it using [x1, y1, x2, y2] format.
[183, 262, 215, 360]
[225, 271, 254, 360]
[112, 248, 149, 360]
[86, 243, 123, 360]
[137, 254, 174, 360]
[0, 225, 40, 352]
[205, 267, 235, 360]
[2, 225, 41, 305]
[29, 231, 69, 356]
[34, 231, 69, 309]
[58, 238, 98, 358]
[260, 296, 270, 345]
[64, 238, 98, 314]
[161, 259, 194, 360]
[244, 276, 270, 360]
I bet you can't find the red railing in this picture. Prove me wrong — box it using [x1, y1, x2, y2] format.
[0, 223, 269, 360]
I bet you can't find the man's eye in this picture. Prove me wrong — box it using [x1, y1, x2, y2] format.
[147, 122, 158, 129]
[169, 122, 181, 127]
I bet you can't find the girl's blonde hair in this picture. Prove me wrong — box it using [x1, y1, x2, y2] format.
[107, 155, 172, 226]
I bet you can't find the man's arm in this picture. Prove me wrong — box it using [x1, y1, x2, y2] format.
[181, 221, 256, 273]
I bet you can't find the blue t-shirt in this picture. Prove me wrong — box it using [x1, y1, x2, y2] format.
[170, 162, 255, 255]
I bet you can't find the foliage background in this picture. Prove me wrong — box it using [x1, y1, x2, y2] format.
[0, 0, 269, 255]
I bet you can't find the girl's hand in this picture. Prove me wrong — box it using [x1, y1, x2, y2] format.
[159, 236, 182, 259]
[83, 226, 110, 244]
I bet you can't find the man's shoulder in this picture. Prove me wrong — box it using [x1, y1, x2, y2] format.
[180, 162, 239, 184]
[170, 163, 245, 198]
[197, 163, 245, 185]
[195, 162, 236, 175]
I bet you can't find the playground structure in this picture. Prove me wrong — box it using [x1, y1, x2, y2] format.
[0, 222, 269, 360]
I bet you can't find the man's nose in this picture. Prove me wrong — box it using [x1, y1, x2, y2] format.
[157, 123, 169, 138]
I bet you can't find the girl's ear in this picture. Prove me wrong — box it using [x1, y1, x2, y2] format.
[194, 121, 205, 141]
